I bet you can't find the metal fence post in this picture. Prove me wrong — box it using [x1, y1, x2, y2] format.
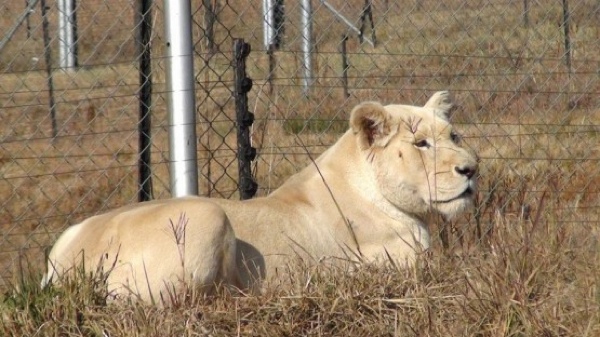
[561, 0, 572, 74]
[359, 0, 376, 47]
[263, 0, 274, 49]
[203, 0, 216, 53]
[136, 0, 154, 202]
[300, 0, 313, 97]
[164, 0, 198, 197]
[522, 0, 529, 27]
[233, 39, 257, 200]
[263, 0, 285, 50]
[40, 0, 58, 138]
[58, 0, 78, 69]
[340, 35, 350, 98]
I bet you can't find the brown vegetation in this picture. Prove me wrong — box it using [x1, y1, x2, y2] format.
[0, 0, 599, 335]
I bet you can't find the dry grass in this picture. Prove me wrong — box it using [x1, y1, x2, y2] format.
[2, 201, 599, 336]
[0, 0, 599, 334]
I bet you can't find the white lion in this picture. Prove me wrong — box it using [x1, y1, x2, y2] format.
[42, 91, 478, 303]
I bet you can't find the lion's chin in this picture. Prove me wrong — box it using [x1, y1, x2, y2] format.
[429, 186, 475, 218]
[433, 196, 474, 219]
[433, 186, 474, 203]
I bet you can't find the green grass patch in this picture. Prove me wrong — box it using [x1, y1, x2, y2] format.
[283, 118, 348, 135]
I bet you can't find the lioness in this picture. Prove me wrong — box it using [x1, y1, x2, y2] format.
[43, 91, 477, 303]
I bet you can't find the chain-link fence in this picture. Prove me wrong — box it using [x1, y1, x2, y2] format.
[1, 0, 598, 288]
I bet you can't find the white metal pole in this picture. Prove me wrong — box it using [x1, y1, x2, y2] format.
[300, 0, 313, 97]
[58, 0, 76, 69]
[263, 0, 274, 49]
[164, 0, 199, 197]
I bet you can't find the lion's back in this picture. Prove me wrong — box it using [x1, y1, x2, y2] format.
[42, 198, 239, 303]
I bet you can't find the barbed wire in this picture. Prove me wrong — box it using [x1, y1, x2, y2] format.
[1, 115, 597, 146]
[4, 67, 597, 100]
[3, 151, 599, 183]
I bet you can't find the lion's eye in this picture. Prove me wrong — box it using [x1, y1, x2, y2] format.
[414, 140, 430, 148]
[450, 132, 460, 143]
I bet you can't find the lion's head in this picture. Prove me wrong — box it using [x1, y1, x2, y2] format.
[350, 91, 478, 219]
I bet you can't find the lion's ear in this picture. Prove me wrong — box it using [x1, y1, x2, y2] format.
[350, 101, 394, 149]
[424, 91, 453, 120]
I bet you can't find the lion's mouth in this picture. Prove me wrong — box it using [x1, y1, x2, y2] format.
[433, 187, 474, 204]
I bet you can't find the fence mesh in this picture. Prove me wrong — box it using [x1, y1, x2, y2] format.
[0, 0, 598, 288]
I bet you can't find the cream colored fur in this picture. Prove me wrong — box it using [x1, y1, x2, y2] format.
[43, 91, 478, 303]
[42, 199, 240, 303]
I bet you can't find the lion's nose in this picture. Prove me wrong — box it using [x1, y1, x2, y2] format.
[454, 164, 477, 179]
